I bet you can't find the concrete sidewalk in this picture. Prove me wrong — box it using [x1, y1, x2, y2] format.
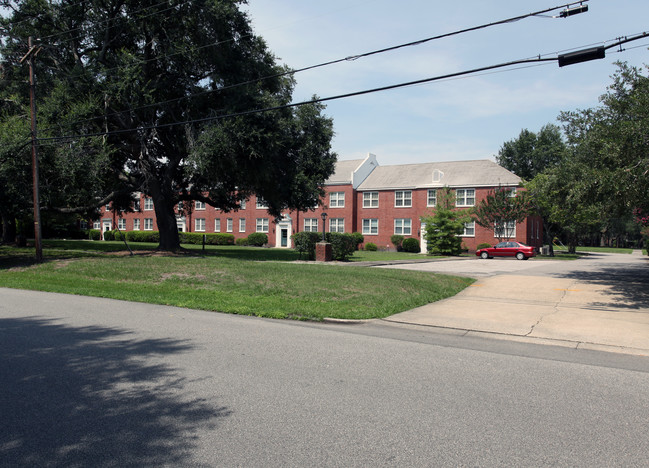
[382, 256, 649, 356]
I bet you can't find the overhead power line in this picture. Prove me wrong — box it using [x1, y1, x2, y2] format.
[36, 31, 647, 144]
[36, 0, 592, 133]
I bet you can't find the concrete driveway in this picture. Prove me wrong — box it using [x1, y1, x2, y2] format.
[378, 252, 649, 355]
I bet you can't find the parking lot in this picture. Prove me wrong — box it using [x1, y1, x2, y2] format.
[379, 252, 649, 354]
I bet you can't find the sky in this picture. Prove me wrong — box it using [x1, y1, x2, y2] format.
[243, 0, 649, 166]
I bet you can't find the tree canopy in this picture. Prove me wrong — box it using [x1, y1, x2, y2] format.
[472, 187, 532, 242]
[0, 0, 337, 250]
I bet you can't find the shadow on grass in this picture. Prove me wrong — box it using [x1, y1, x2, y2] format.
[0, 317, 230, 466]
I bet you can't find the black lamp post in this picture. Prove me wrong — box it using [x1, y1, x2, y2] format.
[321, 212, 328, 242]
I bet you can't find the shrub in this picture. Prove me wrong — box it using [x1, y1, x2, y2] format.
[390, 234, 404, 251]
[247, 232, 268, 247]
[102, 230, 115, 241]
[235, 237, 249, 246]
[86, 229, 101, 241]
[125, 230, 160, 243]
[325, 232, 357, 261]
[112, 230, 126, 241]
[477, 242, 492, 250]
[364, 242, 377, 251]
[292, 231, 320, 260]
[351, 232, 364, 249]
[402, 237, 420, 253]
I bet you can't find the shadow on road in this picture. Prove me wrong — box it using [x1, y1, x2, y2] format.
[0, 316, 231, 466]
[554, 264, 649, 310]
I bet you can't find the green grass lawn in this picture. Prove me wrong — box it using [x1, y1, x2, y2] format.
[0, 241, 473, 321]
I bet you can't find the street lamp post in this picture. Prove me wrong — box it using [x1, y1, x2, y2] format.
[321, 212, 328, 242]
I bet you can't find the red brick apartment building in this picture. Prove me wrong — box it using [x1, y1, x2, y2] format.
[96, 154, 543, 252]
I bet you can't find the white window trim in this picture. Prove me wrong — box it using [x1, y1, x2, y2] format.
[456, 188, 476, 207]
[195, 201, 206, 210]
[256, 218, 269, 233]
[362, 218, 378, 235]
[394, 190, 412, 208]
[304, 218, 319, 232]
[214, 219, 221, 232]
[226, 218, 233, 233]
[144, 218, 154, 231]
[427, 189, 437, 207]
[394, 218, 412, 236]
[239, 218, 246, 233]
[461, 221, 475, 237]
[256, 198, 269, 209]
[494, 220, 516, 238]
[195, 218, 206, 232]
[133, 219, 140, 231]
[144, 198, 154, 211]
[363, 191, 379, 208]
[329, 192, 345, 208]
[329, 218, 344, 233]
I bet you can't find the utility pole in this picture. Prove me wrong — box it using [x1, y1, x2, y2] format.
[20, 36, 43, 262]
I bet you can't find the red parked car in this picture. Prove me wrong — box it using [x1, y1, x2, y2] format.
[476, 241, 536, 260]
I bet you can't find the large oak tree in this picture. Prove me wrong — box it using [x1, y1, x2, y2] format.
[1, 0, 337, 250]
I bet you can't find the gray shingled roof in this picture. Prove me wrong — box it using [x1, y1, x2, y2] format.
[326, 159, 365, 185]
[356, 160, 521, 190]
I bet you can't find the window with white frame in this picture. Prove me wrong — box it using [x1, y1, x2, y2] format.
[394, 218, 412, 235]
[329, 192, 345, 208]
[144, 218, 153, 230]
[456, 188, 475, 207]
[462, 221, 475, 237]
[427, 189, 437, 207]
[239, 218, 246, 232]
[117, 218, 126, 230]
[93, 221, 100, 230]
[195, 200, 205, 210]
[395, 190, 412, 207]
[144, 197, 153, 210]
[105, 203, 111, 211]
[363, 191, 379, 208]
[304, 218, 318, 232]
[362, 218, 378, 235]
[494, 220, 516, 238]
[329, 218, 344, 233]
[133, 219, 140, 230]
[256, 198, 268, 209]
[256, 218, 269, 233]
[239, 199, 246, 210]
[134, 199, 141, 211]
[195, 218, 206, 232]
[214, 219, 221, 232]
[226, 218, 233, 232]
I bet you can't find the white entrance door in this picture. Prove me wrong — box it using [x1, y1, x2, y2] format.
[420, 222, 427, 253]
[176, 217, 186, 232]
[102, 220, 112, 240]
[275, 215, 293, 248]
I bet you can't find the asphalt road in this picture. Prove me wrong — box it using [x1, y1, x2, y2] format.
[2, 287, 649, 467]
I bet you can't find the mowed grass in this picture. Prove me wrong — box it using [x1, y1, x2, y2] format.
[0, 243, 473, 321]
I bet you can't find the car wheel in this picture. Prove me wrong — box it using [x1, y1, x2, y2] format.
[480, 252, 489, 259]
[516, 252, 525, 260]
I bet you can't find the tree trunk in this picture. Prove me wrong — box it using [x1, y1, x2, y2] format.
[150, 191, 181, 251]
[1, 211, 16, 245]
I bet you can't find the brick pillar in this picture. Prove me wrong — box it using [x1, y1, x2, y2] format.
[315, 242, 333, 262]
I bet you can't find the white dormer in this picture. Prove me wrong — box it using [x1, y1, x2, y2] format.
[432, 169, 444, 183]
[352, 153, 379, 189]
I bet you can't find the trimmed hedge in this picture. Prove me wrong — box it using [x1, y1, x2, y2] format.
[87, 229, 101, 241]
[247, 232, 268, 247]
[235, 237, 249, 246]
[292, 231, 320, 260]
[291, 231, 358, 261]
[364, 242, 378, 251]
[125, 230, 160, 243]
[179, 232, 235, 245]
[390, 234, 404, 250]
[476, 242, 492, 250]
[351, 232, 364, 249]
[402, 237, 420, 253]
